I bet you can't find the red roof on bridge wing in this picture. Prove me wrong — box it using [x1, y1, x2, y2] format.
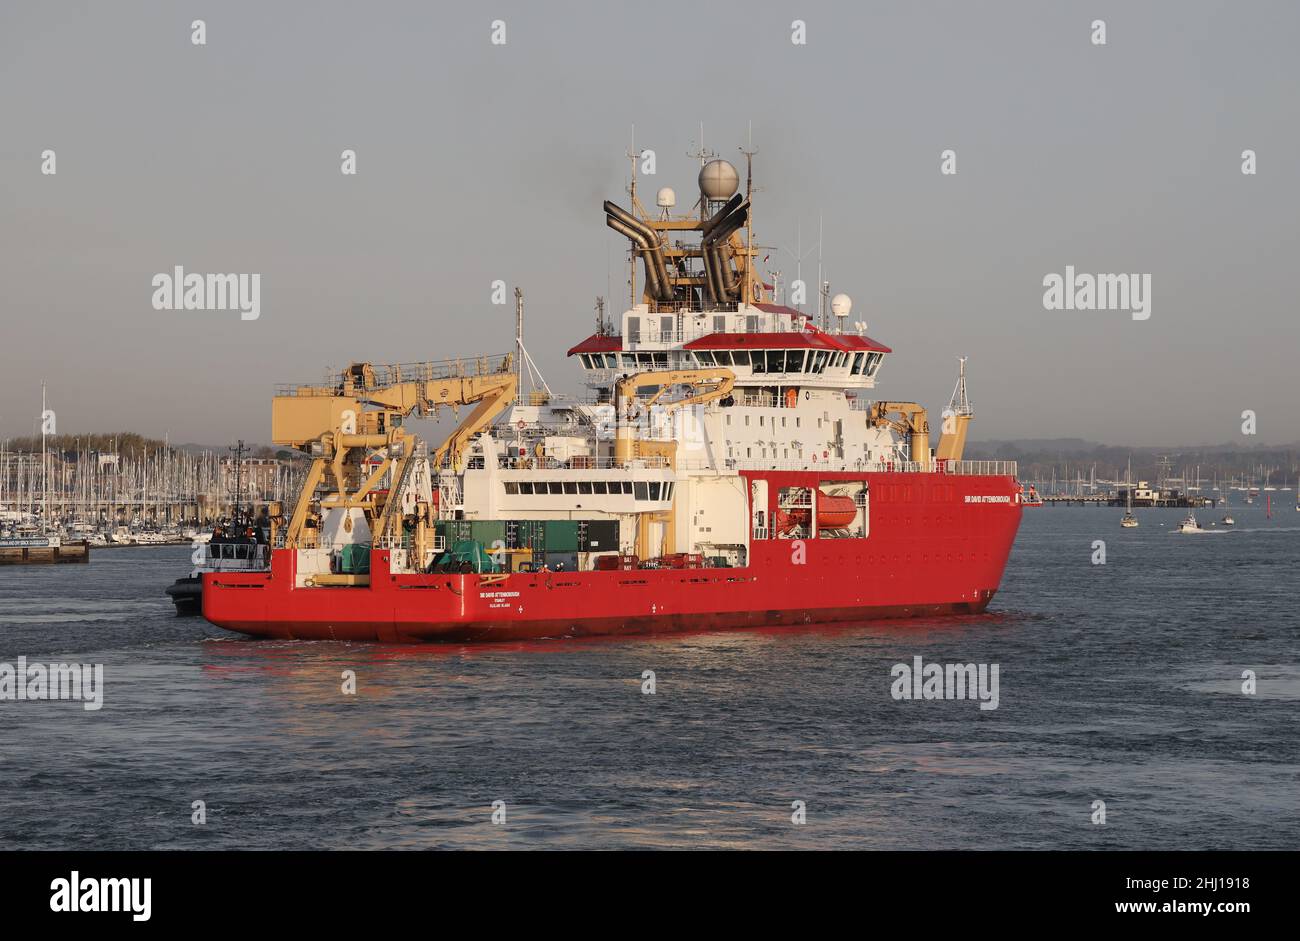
[833, 333, 893, 353]
[566, 334, 623, 356]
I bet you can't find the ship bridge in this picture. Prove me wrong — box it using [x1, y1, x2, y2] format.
[568, 303, 891, 393]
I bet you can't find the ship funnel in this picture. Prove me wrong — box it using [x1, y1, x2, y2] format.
[701, 196, 748, 304]
[604, 201, 673, 303]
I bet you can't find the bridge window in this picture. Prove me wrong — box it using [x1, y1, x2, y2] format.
[852, 352, 865, 374]
[649, 482, 661, 500]
[578, 481, 592, 494]
[505, 482, 519, 494]
[634, 482, 649, 501]
[766, 350, 784, 372]
[594, 481, 608, 494]
[752, 353, 766, 374]
[786, 350, 806, 372]
[519, 482, 533, 494]
[564, 482, 578, 494]
[549, 482, 563, 494]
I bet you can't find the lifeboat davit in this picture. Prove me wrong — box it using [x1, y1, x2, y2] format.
[774, 492, 859, 533]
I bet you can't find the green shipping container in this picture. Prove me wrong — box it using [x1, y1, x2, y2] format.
[470, 520, 506, 549]
[339, 543, 372, 574]
[543, 520, 579, 552]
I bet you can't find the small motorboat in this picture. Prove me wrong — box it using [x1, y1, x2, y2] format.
[1221, 514, 1235, 525]
[1177, 513, 1205, 534]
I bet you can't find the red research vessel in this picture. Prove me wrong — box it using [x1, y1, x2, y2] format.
[202, 151, 1023, 642]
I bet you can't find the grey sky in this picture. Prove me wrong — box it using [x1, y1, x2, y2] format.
[2, 0, 1297, 447]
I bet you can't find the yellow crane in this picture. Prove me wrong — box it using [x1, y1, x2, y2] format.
[612, 367, 735, 559]
[869, 402, 932, 471]
[613, 368, 735, 467]
[272, 355, 516, 551]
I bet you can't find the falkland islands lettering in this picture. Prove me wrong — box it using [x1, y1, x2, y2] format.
[1042, 266, 1150, 321]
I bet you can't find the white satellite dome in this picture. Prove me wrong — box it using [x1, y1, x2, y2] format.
[698, 159, 740, 200]
[656, 186, 676, 208]
[831, 293, 853, 317]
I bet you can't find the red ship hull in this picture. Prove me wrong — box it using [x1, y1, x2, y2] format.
[202, 471, 1022, 643]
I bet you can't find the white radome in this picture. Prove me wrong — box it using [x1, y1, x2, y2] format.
[656, 187, 676, 208]
[831, 293, 852, 317]
[698, 159, 740, 200]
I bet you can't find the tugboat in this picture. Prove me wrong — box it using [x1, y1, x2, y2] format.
[165, 515, 267, 615]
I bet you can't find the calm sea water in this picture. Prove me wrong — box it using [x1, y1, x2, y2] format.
[1, 505, 1297, 850]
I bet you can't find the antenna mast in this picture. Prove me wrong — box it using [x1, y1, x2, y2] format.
[739, 122, 758, 306]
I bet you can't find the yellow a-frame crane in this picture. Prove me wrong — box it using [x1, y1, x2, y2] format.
[272, 355, 517, 552]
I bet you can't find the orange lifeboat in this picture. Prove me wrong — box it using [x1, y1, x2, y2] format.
[774, 492, 859, 533]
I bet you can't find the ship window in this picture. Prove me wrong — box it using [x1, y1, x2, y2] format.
[563, 482, 578, 494]
[732, 351, 749, 366]
[752, 352, 766, 374]
[634, 482, 649, 501]
[746, 315, 759, 332]
[697, 351, 715, 365]
[744, 416, 750, 426]
[519, 482, 533, 494]
[505, 482, 519, 494]
[637, 353, 652, 366]
[548, 482, 564, 494]
[760, 415, 765, 427]
[787, 350, 805, 372]
[766, 350, 783, 372]
[621, 354, 636, 369]
[665, 483, 673, 499]
[852, 352, 865, 374]
[594, 481, 608, 494]
[579, 355, 591, 368]
[649, 482, 661, 500]
[660, 316, 673, 338]
[622, 481, 633, 494]
[796, 417, 801, 427]
[578, 481, 592, 494]
[604, 354, 617, 368]
[653, 353, 668, 368]
[628, 317, 640, 342]
[714, 316, 726, 332]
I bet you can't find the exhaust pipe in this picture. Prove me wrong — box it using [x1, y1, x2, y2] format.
[605, 201, 673, 302]
[702, 197, 749, 303]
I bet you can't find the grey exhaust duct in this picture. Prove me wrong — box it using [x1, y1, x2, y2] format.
[604, 201, 673, 303]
